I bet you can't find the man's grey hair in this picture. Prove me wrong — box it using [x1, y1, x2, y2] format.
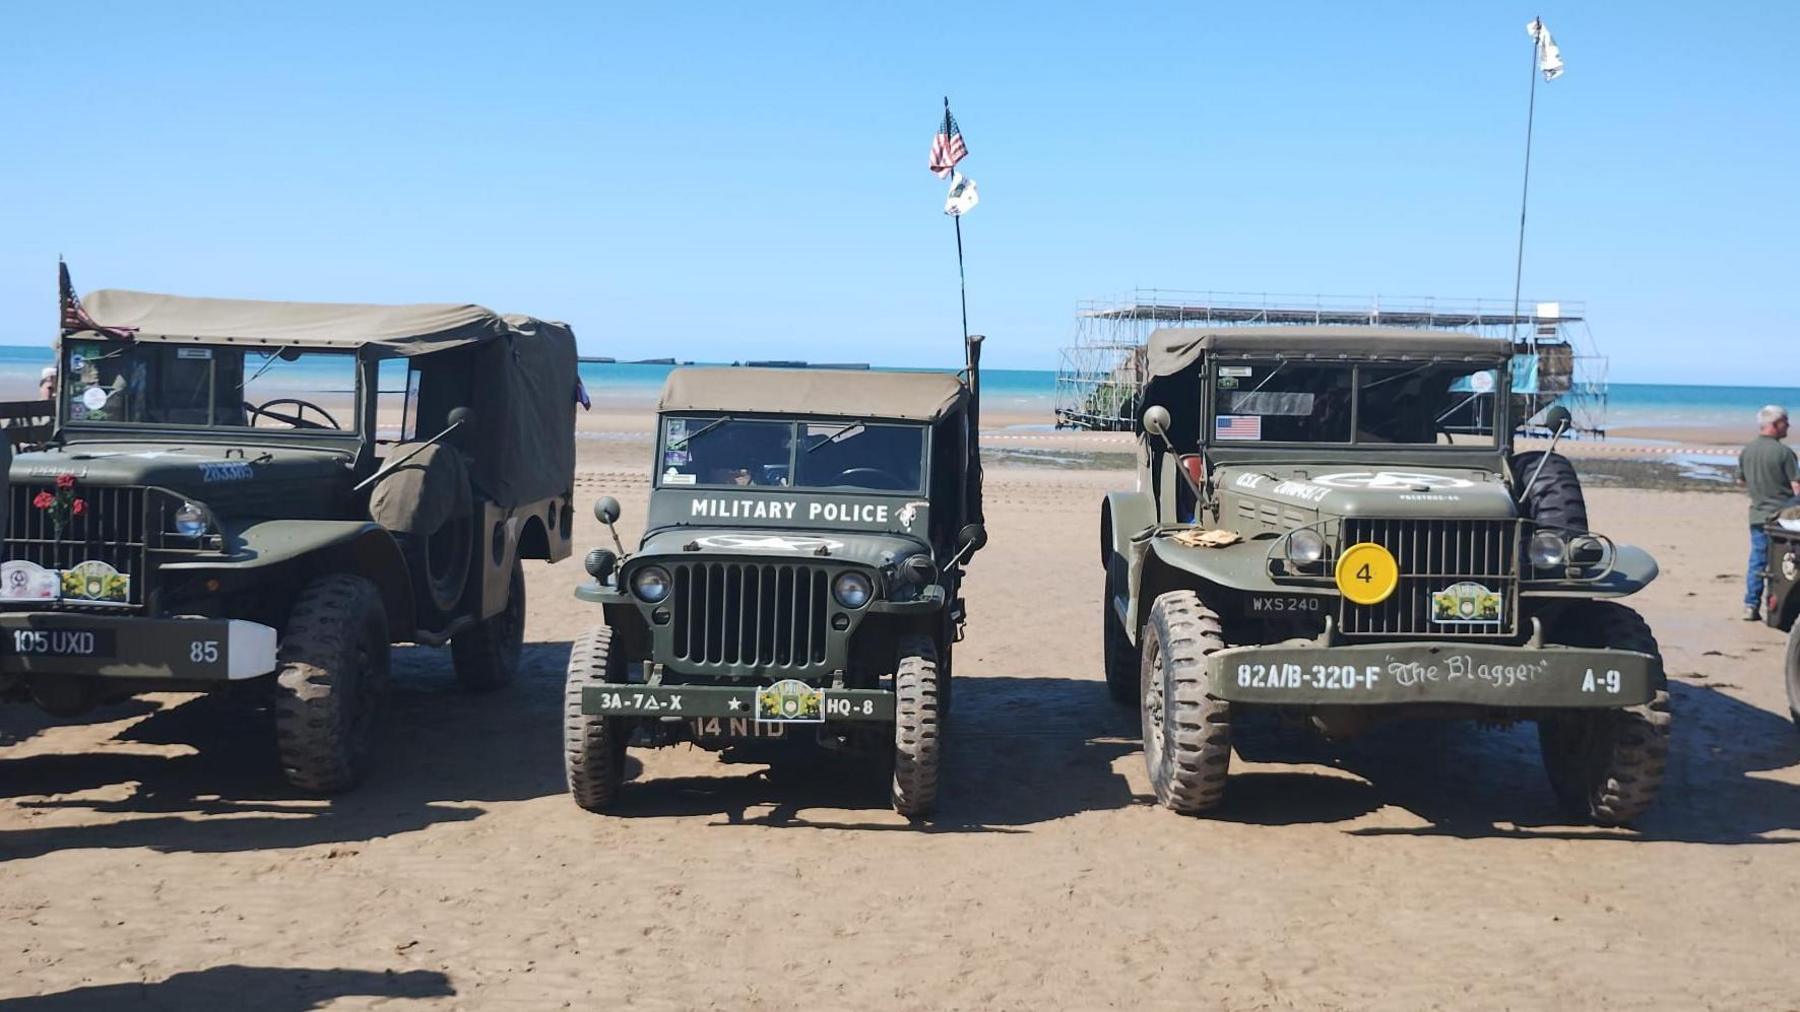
[1759, 404, 1789, 427]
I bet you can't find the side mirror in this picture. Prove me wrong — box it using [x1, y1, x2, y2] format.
[956, 522, 988, 554]
[1545, 405, 1572, 434]
[446, 406, 474, 429]
[1142, 406, 1171, 438]
[594, 496, 622, 525]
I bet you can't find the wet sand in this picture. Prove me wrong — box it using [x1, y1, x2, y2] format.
[2, 419, 1799, 1007]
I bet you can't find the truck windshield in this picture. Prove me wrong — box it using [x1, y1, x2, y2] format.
[659, 415, 925, 492]
[1212, 358, 1503, 445]
[59, 341, 359, 432]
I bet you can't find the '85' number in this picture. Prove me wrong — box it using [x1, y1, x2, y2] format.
[190, 640, 219, 664]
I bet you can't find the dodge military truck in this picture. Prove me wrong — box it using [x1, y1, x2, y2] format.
[0, 279, 577, 792]
[1100, 327, 1669, 825]
[566, 339, 987, 818]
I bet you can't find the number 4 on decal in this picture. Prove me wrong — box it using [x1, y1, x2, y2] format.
[1356, 563, 1372, 583]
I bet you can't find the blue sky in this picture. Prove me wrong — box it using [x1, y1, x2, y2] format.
[1, 3, 1793, 382]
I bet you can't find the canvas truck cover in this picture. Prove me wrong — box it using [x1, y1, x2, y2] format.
[1145, 326, 1512, 380]
[464, 316, 578, 507]
[659, 367, 967, 423]
[77, 289, 531, 356]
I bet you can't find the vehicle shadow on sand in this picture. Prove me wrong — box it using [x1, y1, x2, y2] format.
[0, 642, 575, 863]
[1218, 680, 1800, 843]
[602, 675, 1148, 832]
[0, 964, 452, 1011]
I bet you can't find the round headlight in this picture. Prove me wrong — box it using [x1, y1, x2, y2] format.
[1528, 530, 1567, 569]
[1286, 528, 1325, 565]
[174, 502, 209, 537]
[632, 565, 672, 603]
[832, 571, 872, 609]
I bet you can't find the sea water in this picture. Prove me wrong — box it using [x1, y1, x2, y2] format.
[0, 344, 1791, 433]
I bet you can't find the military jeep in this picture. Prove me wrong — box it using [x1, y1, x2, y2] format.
[566, 340, 986, 818]
[1, 284, 577, 792]
[1759, 506, 1800, 727]
[1101, 327, 1669, 825]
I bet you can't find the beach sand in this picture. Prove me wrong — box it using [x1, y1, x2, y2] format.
[3, 415, 1799, 1008]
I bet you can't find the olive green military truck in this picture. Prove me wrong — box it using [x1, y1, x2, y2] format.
[566, 339, 987, 818]
[1101, 327, 1669, 825]
[0, 284, 577, 792]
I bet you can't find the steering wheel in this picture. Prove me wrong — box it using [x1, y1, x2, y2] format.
[834, 467, 908, 491]
[248, 397, 343, 430]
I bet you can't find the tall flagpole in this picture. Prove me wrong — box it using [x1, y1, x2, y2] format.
[1509, 18, 1543, 346]
[947, 97, 970, 342]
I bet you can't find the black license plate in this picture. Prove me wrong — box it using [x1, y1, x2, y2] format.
[4, 628, 117, 658]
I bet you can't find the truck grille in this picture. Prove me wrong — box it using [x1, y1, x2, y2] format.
[4, 484, 164, 608]
[670, 562, 830, 669]
[1335, 519, 1519, 639]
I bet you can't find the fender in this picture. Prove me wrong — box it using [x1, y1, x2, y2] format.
[162, 520, 415, 633]
[1102, 490, 1157, 643]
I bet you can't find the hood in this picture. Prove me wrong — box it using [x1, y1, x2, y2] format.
[1216, 462, 1519, 520]
[11, 443, 352, 513]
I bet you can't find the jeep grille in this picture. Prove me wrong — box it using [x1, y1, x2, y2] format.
[670, 562, 830, 669]
[4, 484, 173, 609]
[1334, 518, 1520, 639]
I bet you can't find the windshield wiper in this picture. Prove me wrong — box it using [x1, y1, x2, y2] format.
[805, 419, 865, 452]
[669, 415, 732, 450]
[242, 347, 294, 389]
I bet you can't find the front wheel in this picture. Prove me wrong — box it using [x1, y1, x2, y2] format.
[564, 625, 629, 812]
[1140, 591, 1232, 814]
[273, 574, 391, 793]
[891, 635, 943, 818]
[1784, 622, 1800, 729]
[450, 560, 525, 692]
[1537, 602, 1671, 825]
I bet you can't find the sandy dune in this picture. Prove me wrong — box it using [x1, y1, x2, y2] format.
[2, 456, 1798, 1008]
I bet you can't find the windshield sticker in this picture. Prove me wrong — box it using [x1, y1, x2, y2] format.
[1220, 366, 1253, 377]
[1228, 391, 1315, 417]
[1469, 370, 1496, 394]
[1311, 471, 1475, 491]
[1215, 415, 1262, 440]
[693, 534, 847, 553]
[200, 461, 254, 483]
[663, 468, 697, 486]
[177, 347, 214, 360]
[69, 353, 86, 372]
[81, 386, 109, 411]
[663, 449, 690, 466]
[68, 402, 88, 421]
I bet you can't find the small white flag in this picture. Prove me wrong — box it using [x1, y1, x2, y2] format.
[1527, 18, 1564, 81]
[944, 172, 979, 216]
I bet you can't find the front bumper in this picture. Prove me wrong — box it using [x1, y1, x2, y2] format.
[0, 612, 278, 681]
[1207, 641, 1660, 708]
[582, 683, 897, 722]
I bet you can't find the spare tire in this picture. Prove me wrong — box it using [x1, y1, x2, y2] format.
[369, 442, 474, 623]
[1511, 451, 1587, 532]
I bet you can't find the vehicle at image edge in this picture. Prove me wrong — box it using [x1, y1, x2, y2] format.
[0, 277, 577, 792]
[566, 337, 987, 818]
[1758, 506, 1800, 727]
[1100, 326, 1669, 825]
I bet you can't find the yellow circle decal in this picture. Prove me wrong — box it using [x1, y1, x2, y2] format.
[1335, 542, 1399, 605]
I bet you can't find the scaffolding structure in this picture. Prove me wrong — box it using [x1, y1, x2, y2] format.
[1053, 289, 1609, 435]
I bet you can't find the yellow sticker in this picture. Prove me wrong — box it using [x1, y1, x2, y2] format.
[1335, 542, 1398, 605]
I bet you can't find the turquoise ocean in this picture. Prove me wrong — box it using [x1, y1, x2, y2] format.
[0, 343, 1788, 433]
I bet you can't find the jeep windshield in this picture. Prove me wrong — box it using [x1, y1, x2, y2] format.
[1211, 357, 1504, 446]
[59, 340, 359, 433]
[658, 415, 925, 493]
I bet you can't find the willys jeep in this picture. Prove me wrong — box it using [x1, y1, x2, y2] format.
[1101, 327, 1669, 825]
[566, 338, 987, 818]
[1, 282, 577, 792]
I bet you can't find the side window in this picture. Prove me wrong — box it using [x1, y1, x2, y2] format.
[374, 359, 417, 442]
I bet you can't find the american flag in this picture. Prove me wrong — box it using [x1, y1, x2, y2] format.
[929, 103, 967, 179]
[59, 261, 135, 340]
[1215, 414, 1263, 440]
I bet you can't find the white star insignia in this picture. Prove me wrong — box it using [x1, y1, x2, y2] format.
[727, 697, 743, 711]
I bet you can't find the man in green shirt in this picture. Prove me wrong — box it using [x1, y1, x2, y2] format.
[1740, 405, 1800, 620]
